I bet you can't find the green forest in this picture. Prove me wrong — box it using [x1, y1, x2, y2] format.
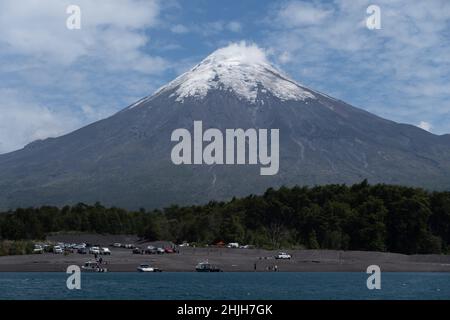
[1, 181, 449, 254]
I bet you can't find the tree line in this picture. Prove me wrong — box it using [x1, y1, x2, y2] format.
[0, 181, 449, 254]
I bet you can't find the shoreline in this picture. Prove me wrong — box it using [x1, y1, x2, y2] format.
[1, 234, 449, 272]
[1, 247, 450, 272]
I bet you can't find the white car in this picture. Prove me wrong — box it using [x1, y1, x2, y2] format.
[113, 243, 122, 248]
[137, 264, 162, 272]
[53, 246, 63, 254]
[100, 247, 111, 255]
[227, 242, 239, 248]
[33, 244, 44, 254]
[89, 247, 100, 254]
[275, 252, 291, 260]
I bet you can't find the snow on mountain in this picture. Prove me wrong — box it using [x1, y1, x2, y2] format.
[3, 42, 450, 210]
[154, 42, 316, 104]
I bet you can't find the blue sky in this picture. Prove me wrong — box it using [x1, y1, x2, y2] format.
[0, 0, 449, 153]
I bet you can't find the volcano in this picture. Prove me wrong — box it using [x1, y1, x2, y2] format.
[1, 43, 450, 210]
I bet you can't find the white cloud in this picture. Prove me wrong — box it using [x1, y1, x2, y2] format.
[80, 104, 113, 123]
[266, 0, 450, 133]
[193, 20, 244, 36]
[227, 21, 242, 32]
[211, 41, 269, 65]
[418, 121, 433, 132]
[276, 1, 332, 27]
[170, 24, 189, 34]
[279, 51, 292, 64]
[0, 89, 81, 153]
[0, 0, 172, 154]
[0, 0, 166, 73]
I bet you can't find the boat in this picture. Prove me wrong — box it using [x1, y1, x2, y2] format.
[137, 264, 162, 272]
[195, 260, 222, 272]
[81, 260, 108, 272]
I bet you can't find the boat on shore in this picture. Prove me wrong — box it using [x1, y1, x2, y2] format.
[195, 260, 222, 272]
[137, 264, 162, 272]
[81, 260, 108, 272]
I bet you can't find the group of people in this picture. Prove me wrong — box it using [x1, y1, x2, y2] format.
[253, 262, 278, 272]
[93, 253, 106, 265]
[267, 265, 278, 272]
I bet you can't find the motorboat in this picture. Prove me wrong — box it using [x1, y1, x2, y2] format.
[195, 260, 222, 272]
[81, 260, 108, 272]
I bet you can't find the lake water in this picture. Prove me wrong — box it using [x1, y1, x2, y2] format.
[0, 272, 448, 300]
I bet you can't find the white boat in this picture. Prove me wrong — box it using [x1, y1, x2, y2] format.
[81, 260, 108, 272]
[137, 264, 162, 272]
[195, 260, 222, 272]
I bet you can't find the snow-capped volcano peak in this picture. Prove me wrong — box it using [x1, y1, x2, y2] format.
[156, 42, 315, 103]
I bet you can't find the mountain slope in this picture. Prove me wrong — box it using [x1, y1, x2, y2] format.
[1, 43, 450, 210]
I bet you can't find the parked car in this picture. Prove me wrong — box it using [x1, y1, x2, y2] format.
[33, 244, 44, 254]
[275, 252, 291, 260]
[113, 243, 122, 248]
[78, 247, 87, 254]
[156, 248, 165, 254]
[145, 246, 157, 254]
[179, 242, 189, 247]
[227, 242, 239, 248]
[137, 264, 162, 272]
[74, 243, 86, 250]
[133, 247, 143, 254]
[89, 247, 100, 255]
[164, 247, 174, 254]
[124, 244, 135, 249]
[100, 247, 111, 255]
[53, 246, 63, 254]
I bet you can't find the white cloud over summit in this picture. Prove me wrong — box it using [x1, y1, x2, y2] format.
[210, 42, 269, 66]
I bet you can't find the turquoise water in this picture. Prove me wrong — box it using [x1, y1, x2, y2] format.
[0, 272, 448, 300]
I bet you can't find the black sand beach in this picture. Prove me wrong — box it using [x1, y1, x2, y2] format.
[0, 234, 449, 272]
